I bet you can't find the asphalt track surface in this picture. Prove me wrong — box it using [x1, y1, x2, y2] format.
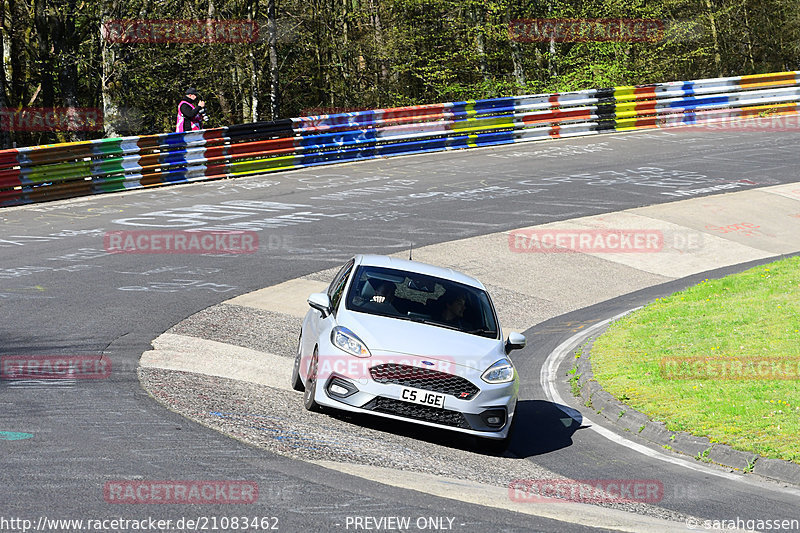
[2, 127, 799, 532]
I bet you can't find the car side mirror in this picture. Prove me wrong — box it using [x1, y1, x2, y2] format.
[505, 332, 526, 354]
[307, 293, 332, 318]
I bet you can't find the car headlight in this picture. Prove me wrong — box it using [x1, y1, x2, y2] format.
[331, 326, 371, 358]
[481, 358, 515, 384]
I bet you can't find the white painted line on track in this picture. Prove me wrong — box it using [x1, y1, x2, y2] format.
[540, 310, 800, 497]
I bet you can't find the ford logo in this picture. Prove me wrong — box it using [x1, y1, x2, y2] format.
[421, 361, 434, 366]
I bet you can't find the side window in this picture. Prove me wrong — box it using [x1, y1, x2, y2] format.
[328, 259, 354, 314]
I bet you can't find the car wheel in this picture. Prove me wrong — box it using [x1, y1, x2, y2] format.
[478, 434, 511, 454]
[291, 332, 305, 392]
[303, 348, 321, 411]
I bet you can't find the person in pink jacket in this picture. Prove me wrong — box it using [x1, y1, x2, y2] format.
[175, 88, 207, 132]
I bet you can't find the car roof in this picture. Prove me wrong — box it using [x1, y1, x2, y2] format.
[354, 254, 486, 290]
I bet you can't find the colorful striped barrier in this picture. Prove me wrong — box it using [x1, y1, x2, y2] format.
[1, 71, 799, 207]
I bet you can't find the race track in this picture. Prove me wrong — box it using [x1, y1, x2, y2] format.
[2, 126, 799, 532]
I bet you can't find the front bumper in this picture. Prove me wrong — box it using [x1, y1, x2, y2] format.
[313, 370, 518, 440]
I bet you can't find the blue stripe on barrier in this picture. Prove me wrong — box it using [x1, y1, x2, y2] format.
[3, 71, 800, 208]
[472, 131, 516, 146]
[163, 150, 191, 164]
[670, 95, 729, 109]
[472, 97, 518, 112]
[160, 168, 193, 183]
[298, 129, 379, 150]
[162, 133, 190, 146]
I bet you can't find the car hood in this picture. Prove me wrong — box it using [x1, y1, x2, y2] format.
[336, 309, 505, 372]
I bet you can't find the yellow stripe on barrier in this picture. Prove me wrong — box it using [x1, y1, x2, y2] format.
[3, 71, 800, 208]
[739, 71, 799, 89]
[465, 101, 478, 119]
[451, 116, 515, 133]
[229, 155, 298, 176]
[612, 86, 637, 101]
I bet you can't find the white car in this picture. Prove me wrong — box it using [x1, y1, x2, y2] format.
[292, 254, 526, 450]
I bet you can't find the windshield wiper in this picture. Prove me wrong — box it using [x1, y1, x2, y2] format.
[465, 328, 497, 337]
[402, 315, 463, 331]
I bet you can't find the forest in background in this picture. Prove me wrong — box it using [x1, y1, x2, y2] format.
[1, 0, 799, 148]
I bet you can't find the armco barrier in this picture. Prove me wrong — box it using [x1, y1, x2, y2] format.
[1, 71, 799, 207]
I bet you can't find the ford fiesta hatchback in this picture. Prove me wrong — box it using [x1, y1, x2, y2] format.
[292, 254, 526, 449]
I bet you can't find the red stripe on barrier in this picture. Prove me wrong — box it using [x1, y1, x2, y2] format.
[634, 101, 658, 112]
[634, 87, 657, 99]
[380, 104, 446, 121]
[0, 167, 22, 188]
[227, 137, 297, 156]
[0, 149, 20, 169]
[635, 117, 659, 127]
[522, 109, 592, 125]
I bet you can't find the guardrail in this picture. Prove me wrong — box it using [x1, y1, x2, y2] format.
[2, 70, 799, 207]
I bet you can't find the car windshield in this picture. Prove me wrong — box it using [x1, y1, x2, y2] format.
[345, 265, 499, 338]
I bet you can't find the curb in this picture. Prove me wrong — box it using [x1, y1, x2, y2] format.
[572, 335, 800, 487]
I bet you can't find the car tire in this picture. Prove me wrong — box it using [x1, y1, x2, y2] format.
[303, 348, 321, 412]
[291, 333, 305, 392]
[478, 434, 511, 454]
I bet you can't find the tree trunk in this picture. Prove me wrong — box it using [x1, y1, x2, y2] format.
[33, 0, 55, 109]
[235, 62, 248, 122]
[267, 0, 279, 119]
[8, 0, 27, 106]
[207, 0, 233, 125]
[471, 4, 490, 84]
[369, 0, 388, 92]
[742, 5, 756, 72]
[248, 0, 259, 122]
[312, 0, 325, 107]
[101, 0, 121, 137]
[705, 0, 723, 77]
[505, 8, 525, 89]
[0, 0, 11, 148]
[56, 0, 84, 141]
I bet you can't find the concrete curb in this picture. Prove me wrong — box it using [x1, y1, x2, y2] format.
[573, 334, 800, 487]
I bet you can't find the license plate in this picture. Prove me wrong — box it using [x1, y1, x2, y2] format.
[399, 387, 446, 409]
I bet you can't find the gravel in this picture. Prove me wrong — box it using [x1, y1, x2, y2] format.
[138, 365, 689, 524]
[168, 304, 301, 359]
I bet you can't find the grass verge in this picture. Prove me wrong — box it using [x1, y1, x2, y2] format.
[590, 256, 800, 463]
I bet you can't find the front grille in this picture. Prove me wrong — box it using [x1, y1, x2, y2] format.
[362, 397, 470, 429]
[369, 363, 480, 400]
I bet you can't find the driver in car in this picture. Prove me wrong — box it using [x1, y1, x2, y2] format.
[438, 289, 468, 329]
[360, 280, 401, 315]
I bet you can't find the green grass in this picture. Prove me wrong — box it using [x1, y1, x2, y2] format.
[590, 256, 800, 463]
